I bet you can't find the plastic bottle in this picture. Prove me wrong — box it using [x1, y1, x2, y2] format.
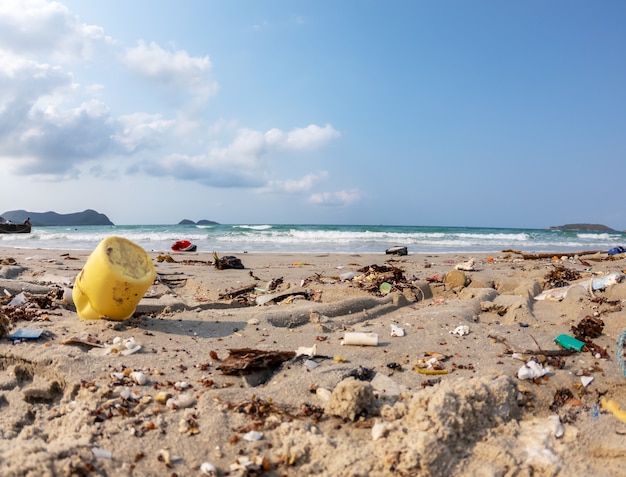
[73, 236, 156, 320]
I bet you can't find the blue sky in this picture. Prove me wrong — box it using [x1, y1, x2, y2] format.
[0, 1, 624, 228]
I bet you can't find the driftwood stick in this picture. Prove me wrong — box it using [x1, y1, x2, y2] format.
[488, 334, 576, 357]
[502, 249, 603, 260]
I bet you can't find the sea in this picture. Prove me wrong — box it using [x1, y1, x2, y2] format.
[1, 224, 625, 255]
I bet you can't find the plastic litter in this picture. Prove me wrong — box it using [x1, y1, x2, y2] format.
[517, 360, 551, 380]
[554, 334, 585, 352]
[341, 332, 379, 346]
[8, 292, 27, 307]
[73, 236, 156, 320]
[535, 272, 624, 301]
[9, 327, 43, 340]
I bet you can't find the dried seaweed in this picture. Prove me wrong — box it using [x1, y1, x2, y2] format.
[544, 265, 581, 290]
[216, 348, 296, 375]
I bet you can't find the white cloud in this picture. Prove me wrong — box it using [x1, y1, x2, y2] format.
[309, 189, 362, 207]
[0, 0, 109, 59]
[265, 124, 340, 150]
[144, 125, 339, 188]
[124, 40, 218, 101]
[113, 112, 176, 153]
[261, 172, 328, 194]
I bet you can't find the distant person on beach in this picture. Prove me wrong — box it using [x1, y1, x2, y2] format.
[23, 218, 31, 225]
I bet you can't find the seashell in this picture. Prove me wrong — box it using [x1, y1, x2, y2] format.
[130, 371, 147, 385]
[316, 387, 332, 402]
[174, 381, 190, 390]
[581, 376, 594, 387]
[371, 420, 389, 440]
[176, 393, 196, 409]
[450, 325, 470, 336]
[200, 462, 218, 476]
[243, 430, 263, 441]
[390, 324, 405, 337]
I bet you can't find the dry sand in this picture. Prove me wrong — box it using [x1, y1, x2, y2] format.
[1, 245, 626, 476]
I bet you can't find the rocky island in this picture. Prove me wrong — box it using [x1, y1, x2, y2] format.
[549, 223, 617, 232]
[178, 219, 219, 225]
[1, 209, 114, 226]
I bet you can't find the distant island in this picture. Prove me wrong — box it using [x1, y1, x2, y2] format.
[1, 209, 114, 226]
[549, 223, 616, 232]
[178, 219, 219, 225]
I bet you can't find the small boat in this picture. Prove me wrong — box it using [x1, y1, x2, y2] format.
[0, 222, 31, 234]
[171, 239, 197, 252]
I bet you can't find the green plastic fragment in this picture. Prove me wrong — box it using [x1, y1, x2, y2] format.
[554, 334, 585, 352]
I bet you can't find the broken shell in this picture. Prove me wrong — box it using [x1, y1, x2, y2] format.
[316, 387, 332, 402]
[581, 376, 594, 387]
[243, 430, 263, 441]
[200, 462, 218, 476]
[390, 324, 405, 337]
[450, 325, 470, 336]
[130, 371, 147, 385]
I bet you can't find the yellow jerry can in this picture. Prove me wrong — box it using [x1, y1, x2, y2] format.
[73, 236, 156, 320]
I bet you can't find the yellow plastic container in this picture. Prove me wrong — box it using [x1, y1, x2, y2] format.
[73, 236, 156, 320]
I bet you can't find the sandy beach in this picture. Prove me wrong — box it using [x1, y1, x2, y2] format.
[1, 245, 626, 476]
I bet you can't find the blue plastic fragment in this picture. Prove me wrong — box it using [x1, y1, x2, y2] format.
[9, 328, 43, 339]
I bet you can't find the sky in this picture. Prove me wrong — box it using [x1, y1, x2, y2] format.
[0, 1, 625, 228]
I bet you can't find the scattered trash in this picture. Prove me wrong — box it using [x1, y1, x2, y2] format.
[9, 327, 43, 340]
[385, 246, 408, 256]
[601, 398, 626, 423]
[341, 332, 379, 346]
[535, 272, 625, 301]
[379, 282, 393, 295]
[296, 344, 317, 357]
[60, 334, 104, 349]
[390, 324, 405, 337]
[92, 448, 112, 460]
[450, 325, 470, 336]
[212, 252, 244, 270]
[517, 360, 551, 380]
[607, 246, 626, 255]
[454, 258, 475, 271]
[73, 236, 156, 320]
[554, 334, 585, 352]
[8, 292, 28, 307]
[304, 359, 319, 369]
[171, 239, 197, 252]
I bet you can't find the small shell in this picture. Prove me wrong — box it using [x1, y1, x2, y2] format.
[176, 393, 196, 409]
[130, 371, 147, 385]
[390, 325, 405, 337]
[243, 430, 263, 441]
[200, 462, 218, 476]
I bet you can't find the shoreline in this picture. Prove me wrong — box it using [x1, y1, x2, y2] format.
[1, 246, 626, 475]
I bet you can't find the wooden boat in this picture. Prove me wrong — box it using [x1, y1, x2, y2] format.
[0, 222, 31, 234]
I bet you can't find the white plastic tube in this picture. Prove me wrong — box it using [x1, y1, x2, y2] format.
[341, 332, 379, 346]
